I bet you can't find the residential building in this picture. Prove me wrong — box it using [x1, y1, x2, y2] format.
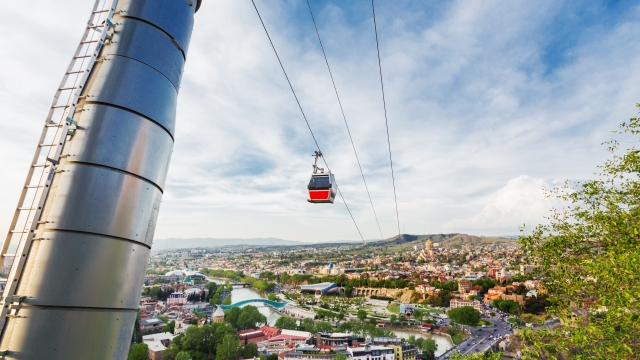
[167, 292, 187, 306]
[371, 338, 417, 360]
[449, 299, 483, 312]
[284, 349, 342, 360]
[142, 332, 174, 360]
[458, 280, 472, 293]
[140, 318, 166, 332]
[347, 345, 395, 360]
[317, 332, 352, 346]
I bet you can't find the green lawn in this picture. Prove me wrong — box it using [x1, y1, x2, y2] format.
[507, 317, 518, 324]
[417, 305, 444, 314]
[387, 304, 400, 313]
[451, 330, 468, 345]
[478, 320, 493, 327]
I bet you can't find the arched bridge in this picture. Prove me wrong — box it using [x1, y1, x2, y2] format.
[219, 298, 288, 310]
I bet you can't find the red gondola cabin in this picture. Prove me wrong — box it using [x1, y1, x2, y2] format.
[307, 171, 336, 204]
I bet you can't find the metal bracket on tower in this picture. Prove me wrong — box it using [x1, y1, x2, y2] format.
[4, 296, 26, 304]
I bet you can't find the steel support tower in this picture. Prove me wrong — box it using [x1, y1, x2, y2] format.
[0, 0, 200, 358]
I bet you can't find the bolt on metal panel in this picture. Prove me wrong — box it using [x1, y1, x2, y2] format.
[67, 104, 174, 188]
[116, 0, 197, 55]
[104, 18, 185, 88]
[83, 55, 178, 135]
[16, 232, 149, 308]
[44, 164, 162, 246]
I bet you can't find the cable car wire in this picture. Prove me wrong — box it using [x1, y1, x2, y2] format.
[305, 0, 384, 243]
[371, 0, 402, 246]
[251, 0, 365, 243]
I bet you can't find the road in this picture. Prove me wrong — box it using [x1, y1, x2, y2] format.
[437, 308, 514, 359]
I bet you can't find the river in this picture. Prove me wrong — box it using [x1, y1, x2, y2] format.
[229, 285, 281, 326]
[226, 285, 453, 356]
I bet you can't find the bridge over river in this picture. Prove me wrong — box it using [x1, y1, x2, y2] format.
[219, 298, 289, 310]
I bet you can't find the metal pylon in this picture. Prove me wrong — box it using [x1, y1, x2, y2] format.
[0, 0, 118, 333]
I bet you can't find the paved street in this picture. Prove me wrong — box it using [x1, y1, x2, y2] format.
[437, 308, 514, 359]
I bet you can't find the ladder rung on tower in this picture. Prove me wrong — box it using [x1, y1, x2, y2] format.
[0, 0, 119, 335]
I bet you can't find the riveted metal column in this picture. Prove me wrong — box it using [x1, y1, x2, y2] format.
[0, 1, 201, 358]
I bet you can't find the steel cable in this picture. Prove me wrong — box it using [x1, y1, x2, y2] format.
[306, 0, 384, 243]
[371, 0, 402, 247]
[251, 0, 365, 243]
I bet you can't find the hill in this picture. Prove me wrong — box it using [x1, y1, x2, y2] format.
[368, 233, 515, 250]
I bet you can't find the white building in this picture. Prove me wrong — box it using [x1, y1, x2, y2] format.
[167, 292, 187, 306]
[142, 332, 174, 360]
[449, 298, 483, 312]
[347, 345, 395, 360]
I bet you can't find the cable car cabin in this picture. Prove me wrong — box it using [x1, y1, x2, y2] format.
[307, 172, 337, 203]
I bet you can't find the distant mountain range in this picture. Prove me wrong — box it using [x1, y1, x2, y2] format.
[150, 237, 308, 251]
[150, 233, 517, 251]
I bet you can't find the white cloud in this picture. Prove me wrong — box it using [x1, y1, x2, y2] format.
[1, 1, 639, 242]
[444, 175, 559, 235]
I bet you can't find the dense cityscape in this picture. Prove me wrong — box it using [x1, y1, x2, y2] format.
[130, 234, 553, 360]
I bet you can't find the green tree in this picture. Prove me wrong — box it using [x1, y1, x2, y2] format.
[274, 317, 298, 330]
[412, 308, 425, 322]
[447, 351, 501, 360]
[447, 306, 480, 326]
[211, 294, 222, 305]
[357, 309, 367, 323]
[237, 305, 267, 329]
[419, 338, 437, 360]
[216, 334, 239, 360]
[176, 352, 192, 360]
[389, 314, 397, 325]
[127, 343, 148, 360]
[162, 320, 176, 334]
[267, 294, 278, 301]
[237, 343, 259, 358]
[334, 353, 347, 360]
[222, 296, 232, 305]
[225, 281, 233, 291]
[225, 307, 242, 328]
[519, 114, 640, 358]
[301, 318, 316, 333]
[314, 321, 333, 333]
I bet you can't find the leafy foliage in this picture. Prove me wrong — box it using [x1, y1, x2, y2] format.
[216, 334, 239, 360]
[519, 113, 640, 359]
[274, 316, 298, 330]
[447, 306, 481, 326]
[357, 309, 367, 322]
[176, 352, 192, 360]
[334, 353, 347, 360]
[447, 351, 502, 360]
[492, 299, 520, 314]
[127, 343, 149, 360]
[225, 305, 266, 329]
[406, 335, 438, 360]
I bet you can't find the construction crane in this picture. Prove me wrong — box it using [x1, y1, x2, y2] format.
[0, 0, 201, 358]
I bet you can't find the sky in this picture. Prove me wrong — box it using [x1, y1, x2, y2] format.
[1, 0, 640, 243]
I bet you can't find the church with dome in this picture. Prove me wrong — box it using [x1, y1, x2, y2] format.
[417, 239, 436, 262]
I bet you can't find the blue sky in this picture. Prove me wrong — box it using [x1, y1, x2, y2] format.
[1, 0, 640, 243]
